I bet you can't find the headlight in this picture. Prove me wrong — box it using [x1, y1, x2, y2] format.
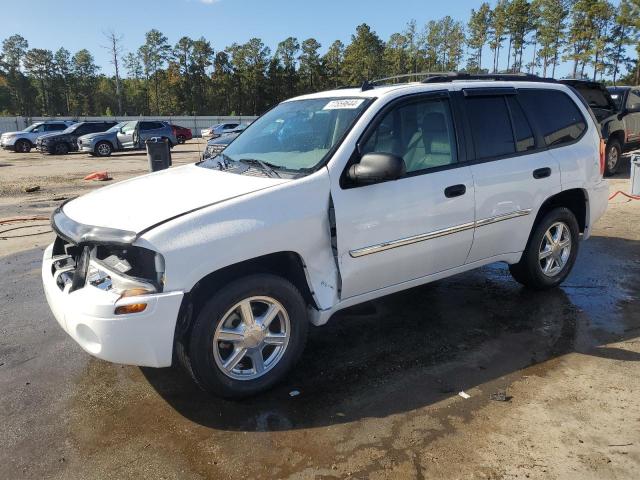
[87, 259, 157, 297]
[4, 133, 16, 139]
[85, 246, 165, 298]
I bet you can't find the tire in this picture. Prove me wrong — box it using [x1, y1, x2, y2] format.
[177, 134, 186, 144]
[14, 139, 31, 153]
[53, 142, 69, 155]
[94, 141, 112, 157]
[184, 273, 309, 398]
[509, 207, 580, 290]
[604, 138, 622, 176]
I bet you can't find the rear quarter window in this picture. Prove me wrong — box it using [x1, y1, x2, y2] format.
[518, 89, 586, 147]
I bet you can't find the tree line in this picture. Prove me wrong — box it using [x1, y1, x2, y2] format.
[1, 0, 639, 118]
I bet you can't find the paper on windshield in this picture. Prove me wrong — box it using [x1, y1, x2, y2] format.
[323, 99, 365, 110]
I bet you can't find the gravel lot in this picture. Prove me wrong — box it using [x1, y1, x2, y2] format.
[1, 144, 639, 479]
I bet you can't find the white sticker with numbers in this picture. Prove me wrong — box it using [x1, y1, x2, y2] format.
[323, 99, 365, 110]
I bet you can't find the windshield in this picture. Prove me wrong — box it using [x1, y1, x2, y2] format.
[62, 123, 81, 134]
[608, 89, 626, 110]
[24, 123, 44, 132]
[106, 122, 127, 133]
[201, 97, 369, 172]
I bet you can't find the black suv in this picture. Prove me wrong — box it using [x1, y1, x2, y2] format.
[561, 80, 640, 175]
[36, 121, 117, 155]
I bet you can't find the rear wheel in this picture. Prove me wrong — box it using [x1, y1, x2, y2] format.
[182, 274, 309, 398]
[14, 139, 31, 153]
[95, 141, 112, 157]
[604, 138, 622, 176]
[509, 207, 579, 290]
[53, 142, 69, 155]
[177, 134, 186, 144]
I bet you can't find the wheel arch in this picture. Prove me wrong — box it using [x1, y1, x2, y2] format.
[174, 251, 318, 350]
[532, 188, 588, 236]
[95, 139, 115, 151]
[607, 129, 625, 148]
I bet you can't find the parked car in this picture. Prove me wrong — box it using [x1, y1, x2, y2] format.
[171, 124, 193, 144]
[202, 128, 245, 161]
[201, 122, 242, 139]
[77, 120, 177, 157]
[43, 74, 608, 398]
[1, 120, 75, 153]
[607, 85, 640, 149]
[36, 121, 118, 155]
[560, 79, 640, 175]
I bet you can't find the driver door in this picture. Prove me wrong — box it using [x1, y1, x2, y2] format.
[117, 121, 136, 149]
[330, 93, 475, 299]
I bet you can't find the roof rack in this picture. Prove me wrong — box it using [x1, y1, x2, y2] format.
[359, 71, 558, 90]
[370, 72, 450, 85]
[421, 72, 557, 84]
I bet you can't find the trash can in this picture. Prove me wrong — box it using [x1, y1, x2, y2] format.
[631, 153, 640, 196]
[146, 137, 172, 172]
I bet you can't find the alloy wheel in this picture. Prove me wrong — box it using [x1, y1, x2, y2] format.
[538, 221, 572, 277]
[212, 296, 290, 380]
[607, 146, 619, 171]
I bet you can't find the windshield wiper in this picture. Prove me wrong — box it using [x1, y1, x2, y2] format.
[239, 158, 282, 178]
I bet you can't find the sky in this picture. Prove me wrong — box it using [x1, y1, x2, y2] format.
[3, 0, 627, 80]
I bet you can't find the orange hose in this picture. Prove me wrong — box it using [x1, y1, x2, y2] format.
[609, 190, 640, 201]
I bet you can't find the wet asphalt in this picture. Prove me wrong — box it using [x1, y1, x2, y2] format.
[1, 232, 639, 478]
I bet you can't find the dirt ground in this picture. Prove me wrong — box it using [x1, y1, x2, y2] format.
[1, 144, 639, 479]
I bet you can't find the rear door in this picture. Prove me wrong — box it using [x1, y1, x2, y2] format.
[331, 92, 476, 299]
[462, 87, 562, 263]
[139, 121, 165, 145]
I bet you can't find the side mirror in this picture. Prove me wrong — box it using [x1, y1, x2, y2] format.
[347, 152, 406, 186]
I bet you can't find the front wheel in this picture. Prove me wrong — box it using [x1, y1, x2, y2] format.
[183, 274, 309, 398]
[94, 141, 112, 157]
[509, 207, 579, 290]
[14, 139, 31, 153]
[604, 139, 622, 176]
[53, 142, 69, 155]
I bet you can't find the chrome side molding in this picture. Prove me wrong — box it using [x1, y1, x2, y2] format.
[349, 209, 532, 258]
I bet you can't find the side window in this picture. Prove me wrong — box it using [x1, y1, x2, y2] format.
[627, 90, 640, 110]
[466, 96, 515, 159]
[518, 89, 586, 147]
[121, 121, 136, 134]
[46, 124, 67, 132]
[361, 97, 457, 174]
[139, 122, 152, 131]
[507, 97, 535, 152]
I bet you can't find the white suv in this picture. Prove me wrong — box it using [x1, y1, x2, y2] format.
[1, 120, 75, 153]
[42, 75, 609, 398]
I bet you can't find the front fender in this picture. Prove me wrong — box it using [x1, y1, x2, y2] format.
[137, 169, 340, 310]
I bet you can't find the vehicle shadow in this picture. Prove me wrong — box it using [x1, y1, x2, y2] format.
[141, 235, 640, 432]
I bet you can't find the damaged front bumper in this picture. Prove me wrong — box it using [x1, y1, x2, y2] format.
[42, 241, 184, 368]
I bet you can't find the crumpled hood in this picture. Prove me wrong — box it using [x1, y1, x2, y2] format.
[62, 164, 287, 234]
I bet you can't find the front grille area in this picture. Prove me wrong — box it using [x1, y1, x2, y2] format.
[51, 235, 85, 291]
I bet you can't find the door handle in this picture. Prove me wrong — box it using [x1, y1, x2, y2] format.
[533, 167, 551, 179]
[444, 184, 466, 198]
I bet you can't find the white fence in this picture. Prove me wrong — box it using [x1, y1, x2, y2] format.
[0, 115, 258, 136]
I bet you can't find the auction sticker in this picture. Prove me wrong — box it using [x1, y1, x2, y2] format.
[323, 99, 365, 110]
